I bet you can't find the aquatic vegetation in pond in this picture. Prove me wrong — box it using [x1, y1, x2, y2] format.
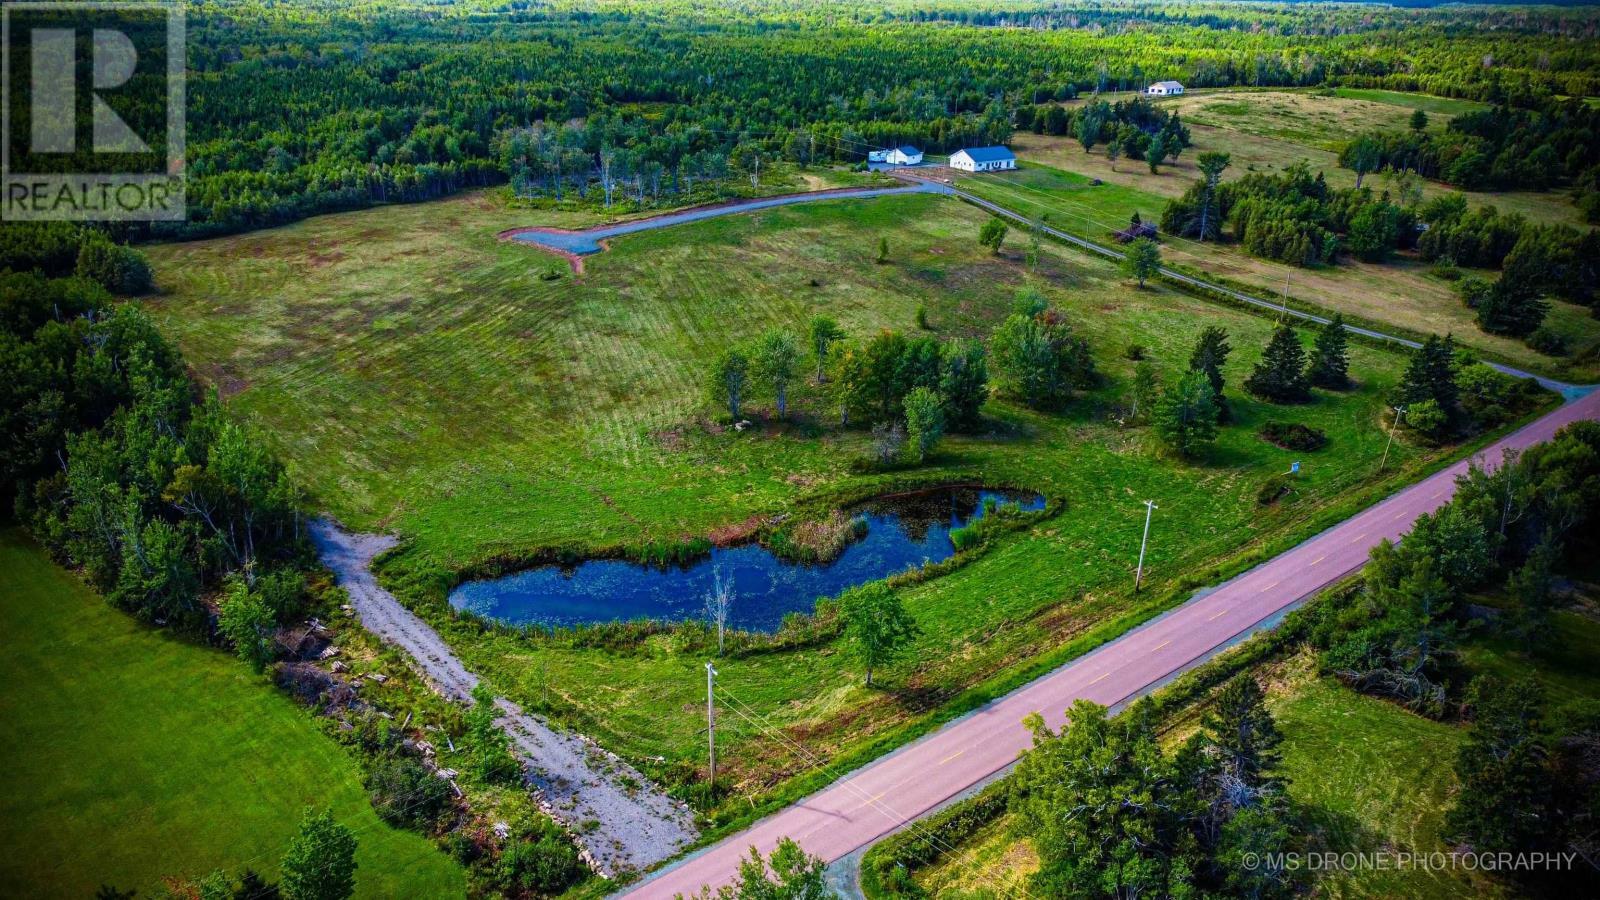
[449, 488, 1044, 632]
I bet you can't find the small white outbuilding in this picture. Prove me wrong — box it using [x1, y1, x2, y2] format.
[1145, 81, 1185, 97]
[885, 145, 924, 166]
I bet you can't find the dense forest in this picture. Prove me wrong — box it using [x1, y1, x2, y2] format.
[38, 0, 1595, 239]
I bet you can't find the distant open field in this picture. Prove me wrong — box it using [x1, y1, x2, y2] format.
[0, 529, 464, 898]
[144, 188, 1502, 814]
[956, 156, 1600, 381]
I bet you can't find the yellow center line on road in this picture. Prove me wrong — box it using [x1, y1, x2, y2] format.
[939, 750, 965, 766]
[1209, 608, 1229, 620]
[1349, 532, 1368, 544]
[1258, 580, 1280, 593]
[856, 791, 887, 810]
[1310, 555, 1326, 567]
[1089, 672, 1110, 685]
[1393, 511, 1408, 520]
[1152, 640, 1171, 651]
[1431, 490, 1445, 499]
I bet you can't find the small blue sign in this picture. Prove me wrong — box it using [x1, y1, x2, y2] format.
[1290, 461, 1301, 475]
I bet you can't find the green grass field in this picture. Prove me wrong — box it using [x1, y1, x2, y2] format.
[953, 160, 1600, 382]
[141, 186, 1505, 819]
[0, 529, 466, 898]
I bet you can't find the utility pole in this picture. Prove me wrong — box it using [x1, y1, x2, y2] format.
[1380, 406, 1406, 472]
[705, 662, 718, 788]
[1135, 500, 1158, 592]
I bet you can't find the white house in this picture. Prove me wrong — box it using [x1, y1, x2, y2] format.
[1145, 81, 1185, 97]
[949, 146, 1017, 173]
[885, 145, 923, 166]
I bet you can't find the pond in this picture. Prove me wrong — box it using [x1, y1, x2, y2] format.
[449, 487, 1044, 632]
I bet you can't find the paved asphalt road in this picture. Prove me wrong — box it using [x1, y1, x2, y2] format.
[626, 387, 1600, 898]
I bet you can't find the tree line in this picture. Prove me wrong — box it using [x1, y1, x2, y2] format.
[67, 0, 1600, 239]
[1339, 98, 1600, 210]
[1305, 419, 1600, 891]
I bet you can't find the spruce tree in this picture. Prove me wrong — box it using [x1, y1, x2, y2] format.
[1188, 326, 1232, 418]
[1155, 370, 1220, 459]
[1203, 675, 1283, 788]
[1306, 314, 1350, 390]
[1447, 677, 1552, 853]
[1245, 324, 1311, 403]
[1392, 334, 1459, 417]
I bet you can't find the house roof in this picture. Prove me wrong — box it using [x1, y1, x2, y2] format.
[956, 146, 1016, 163]
[894, 145, 921, 155]
[1150, 80, 1184, 90]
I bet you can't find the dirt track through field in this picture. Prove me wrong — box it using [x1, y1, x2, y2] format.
[310, 520, 697, 878]
[500, 183, 945, 271]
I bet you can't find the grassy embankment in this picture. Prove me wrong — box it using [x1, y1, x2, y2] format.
[144, 186, 1521, 830]
[976, 88, 1600, 382]
[0, 529, 466, 898]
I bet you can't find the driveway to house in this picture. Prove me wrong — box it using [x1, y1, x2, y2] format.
[502, 183, 946, 267]
[624, 386, 1600, 899]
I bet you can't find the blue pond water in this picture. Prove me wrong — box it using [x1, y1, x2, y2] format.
[450, 488, 1044, 632]
[508, 184, 942, 256]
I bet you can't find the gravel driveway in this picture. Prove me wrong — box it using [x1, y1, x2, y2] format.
[310, 520, 698, 878]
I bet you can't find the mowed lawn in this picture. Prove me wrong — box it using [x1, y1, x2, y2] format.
[954, 160, 1600, 383]
[142, 187, 1497, 808]
[0, 529, 465, 898]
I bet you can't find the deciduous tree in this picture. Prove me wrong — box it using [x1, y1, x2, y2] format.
[839, 583, 918, 687]
[280, 809, 357, 900]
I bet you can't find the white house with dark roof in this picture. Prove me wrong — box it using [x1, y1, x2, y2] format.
[949, 146, 1017, 172]
[1145, 80, 1185, 97]
[885, 145, 924, 166]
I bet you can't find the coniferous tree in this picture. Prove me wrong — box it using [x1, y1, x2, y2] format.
[1156, 370, 1220, 459]
[1447, 677, 1553, 853]
[1245, 324, 1311, 403]
[1392, 334, 1460, 425]
[1306, 314, 1351, 390]
[1188, 326, 1232, 418]
[1203, 675, 1284, 787]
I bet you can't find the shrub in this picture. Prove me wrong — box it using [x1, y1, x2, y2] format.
[1404, 398, 1451, 441]
[1256, 475, 1293, 506]
[1257, 421, 1327, 452]
[1526, 327, 1568, 357]
[1124, 344, 1147, 361]
[484, 819, 585, 897]
[367, 757, 453, 831]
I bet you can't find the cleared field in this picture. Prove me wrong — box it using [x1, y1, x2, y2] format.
[0, 529, 465, 898]
[145, 188, 1489, 814]
[955, 160, 1600, 381]
[1033, 88, 1588, 226]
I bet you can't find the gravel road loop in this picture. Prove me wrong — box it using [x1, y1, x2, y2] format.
[310, 520, 698, 878]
